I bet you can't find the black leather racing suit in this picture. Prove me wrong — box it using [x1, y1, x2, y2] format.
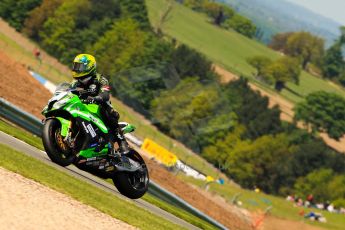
[70, 73, 120, 137]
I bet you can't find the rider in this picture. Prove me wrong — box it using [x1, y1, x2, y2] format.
[70, 54, 130, 156]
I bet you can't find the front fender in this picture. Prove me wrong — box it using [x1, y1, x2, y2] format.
[56, 117, 70, 137]
[44, 117, 70, 137]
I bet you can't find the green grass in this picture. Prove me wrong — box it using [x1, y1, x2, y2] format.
[177, 174, 345, 230]
[145, 0, 345, 103]
[0, 119, 216, 229]
[0, 119, 43, 150]
[0, 143, 184, 230]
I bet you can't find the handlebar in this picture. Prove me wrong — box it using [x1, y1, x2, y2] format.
[69, 88, 88, 96]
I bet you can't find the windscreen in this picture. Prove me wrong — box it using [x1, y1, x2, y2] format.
[54, 83, 71, 94]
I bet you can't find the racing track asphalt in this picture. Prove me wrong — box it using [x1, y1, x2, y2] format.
[0, 131, 200, 230]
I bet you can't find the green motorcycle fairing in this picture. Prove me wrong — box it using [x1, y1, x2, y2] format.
[43, 92, 109, 158]
[63, 96, 108, 133]
[43, 90, 136, 159]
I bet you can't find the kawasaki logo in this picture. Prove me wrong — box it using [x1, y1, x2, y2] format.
[82, 122, 89, 133]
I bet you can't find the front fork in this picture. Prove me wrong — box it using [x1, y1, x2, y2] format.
[44, 117, 76, 149]
[64, 120, 75, 148]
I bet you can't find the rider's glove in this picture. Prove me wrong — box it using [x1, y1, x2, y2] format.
[82, 96, 102, 104]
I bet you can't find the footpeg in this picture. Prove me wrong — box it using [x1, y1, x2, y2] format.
[113, 156, 141, 172]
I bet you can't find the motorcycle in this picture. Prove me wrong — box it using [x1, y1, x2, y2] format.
[41, 83, 149, 199]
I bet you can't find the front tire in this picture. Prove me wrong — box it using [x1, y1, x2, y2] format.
[42, 119, 75, 166]
[113, 150, 149, 199]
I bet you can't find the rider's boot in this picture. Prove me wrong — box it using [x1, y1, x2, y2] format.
[109, 128, 131, 170]
[117, 127, 130, 155]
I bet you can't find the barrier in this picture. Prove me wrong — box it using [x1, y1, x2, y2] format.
[141, 138, 178, 167]
[0, 98, 42, 136]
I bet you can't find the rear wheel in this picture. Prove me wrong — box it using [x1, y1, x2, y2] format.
[42, 119, 75, 166]
[113, 150, 149, 199]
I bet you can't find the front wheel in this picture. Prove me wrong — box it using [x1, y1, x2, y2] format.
[42, 119, 75, 166]
[113, 150, 149, 199]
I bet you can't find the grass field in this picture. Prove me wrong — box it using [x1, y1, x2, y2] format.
[0, 143, 184, 230]
[0, 119, 216, 229]
[178, 174, 345, 230]
[145, 0, 345, 103]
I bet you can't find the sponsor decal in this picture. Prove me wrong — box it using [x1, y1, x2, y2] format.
[87, 157, 97, 161]
[87, 84, 97, 93]
[82, 122, 89, 133]
[89, 143, 98, 148]
[141, 138, 178, 167]
[87, 124, 97, 138]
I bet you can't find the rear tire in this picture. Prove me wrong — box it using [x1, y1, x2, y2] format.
[113, 150, 149, 199]
[42, 119, 75, 166]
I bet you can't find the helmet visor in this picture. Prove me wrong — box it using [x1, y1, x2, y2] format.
[72, 62, 87, 73]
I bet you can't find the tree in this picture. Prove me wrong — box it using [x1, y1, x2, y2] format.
[172, 44, 216, 82]
[264, 56, 301, 91]
[181, 0, 204, 11]
[89, 0, 121, 20]
[224, 134, 292, 193]
[269, 32, 293, 52]
[120, 0, 150, 29]
[39, 0, 93, 62]
[285, 32, 324, 69]
[327, 175, 345, 202]
[202, 1, 222, 25]
[339, 72, 345, 87]
[223, 78, 283, 139]
[322, 43, 344, 79]
[108, 34, 174, 114]
[0, 0, 42, 30]
[23, 0, 64, 40]
[339, 26, 345, 44]
[93, 18, 146, 76]
[202, 125, 245, 170]
[294, 169, 334, 202]
[223, 14, 256, 38]
[247, 55, 272, 78]
[200, 1, 234, 26]
[286, 137, 345, 175]
[294, 91, 345, 140]
[27, 0, 122, 63]
[321, 26, 345, 81]
[151, 78, 237, 152]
